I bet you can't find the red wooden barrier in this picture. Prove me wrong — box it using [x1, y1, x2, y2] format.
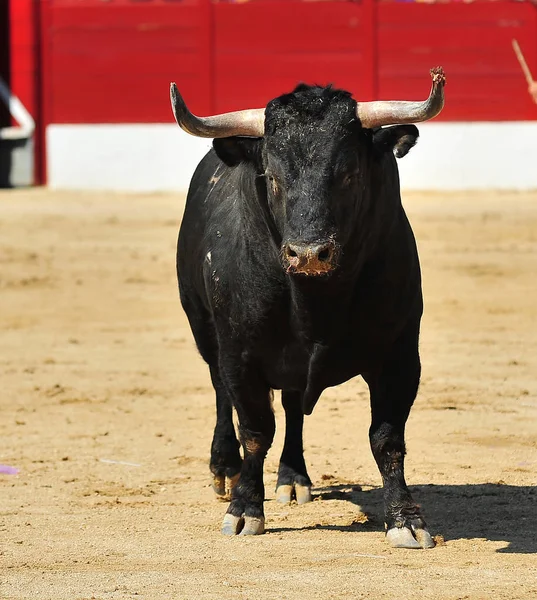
[378, 3, 537, 121]
[213, 0, 377, 113]
[38, 0, 537, 125]
[7, 0, 40, 182]
[8, 0, 39, 121]
[39, 0, 212, 124]
[0, 2, 10, 128]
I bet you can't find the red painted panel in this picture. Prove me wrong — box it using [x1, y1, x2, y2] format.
[9, 0, 38, 120]
[213, 1, 376, 113]
[39, 0, 537, 128]
[43, 0, 212, 123]
[8, 0, 40, 183]
[377, 3, 537, 121]
[0, 1, 9, 128]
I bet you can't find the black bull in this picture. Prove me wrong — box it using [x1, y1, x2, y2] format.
[174, 69, 446, 549]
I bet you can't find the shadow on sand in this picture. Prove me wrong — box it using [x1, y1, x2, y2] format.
[269, 483, 536, 553]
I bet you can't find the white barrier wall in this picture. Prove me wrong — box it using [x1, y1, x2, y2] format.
[47, 124, 212, 193]
[47, 122, 537, 192]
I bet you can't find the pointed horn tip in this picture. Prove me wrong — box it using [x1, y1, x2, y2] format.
[169, 83, 186, 115]
[430, 67, 446, 87]
[170, 83, 177, 106]
[169, 83, 183, 126]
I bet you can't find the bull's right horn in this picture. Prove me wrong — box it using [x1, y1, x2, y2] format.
[170, 83, 265, 138]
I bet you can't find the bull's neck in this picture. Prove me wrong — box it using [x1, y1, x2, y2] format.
[287, 274, 354, 344]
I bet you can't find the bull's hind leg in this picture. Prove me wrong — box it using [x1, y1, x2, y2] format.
[209, 365, 242, 500]
[275, 390, 312, 504]
[365, 320, 435, 550]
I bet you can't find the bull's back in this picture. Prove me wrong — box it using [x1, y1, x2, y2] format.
[179, 149, 223, 246]
[177, 148, 263, 324]
[176, 151, 216, 316]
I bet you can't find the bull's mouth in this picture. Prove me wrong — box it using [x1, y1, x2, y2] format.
[285, 256, 334, 277]
[282, 241, 339, 277]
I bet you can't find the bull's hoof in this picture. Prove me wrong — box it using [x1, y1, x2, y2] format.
[386, 525, 435, 549]
[212, 473, 240, 501]
[221, 513, 265, 536]
[275, 483, 312, 504]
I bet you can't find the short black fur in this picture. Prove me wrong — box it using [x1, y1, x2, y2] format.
[177, 83, 431, 544]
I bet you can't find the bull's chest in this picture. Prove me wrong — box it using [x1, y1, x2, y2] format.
[234, 276, 406, 394]
[258, 322, 372, 393]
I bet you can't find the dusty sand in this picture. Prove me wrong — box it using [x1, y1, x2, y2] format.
[0, 188, 536, 600]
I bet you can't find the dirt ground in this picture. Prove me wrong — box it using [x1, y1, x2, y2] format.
[0, 188, 536, 600]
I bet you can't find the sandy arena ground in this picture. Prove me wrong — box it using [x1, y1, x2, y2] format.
[0, 188, 536, 599]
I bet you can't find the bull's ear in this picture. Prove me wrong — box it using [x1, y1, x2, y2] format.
[213, 137, 263, 168]
[372, 125, 419, 159]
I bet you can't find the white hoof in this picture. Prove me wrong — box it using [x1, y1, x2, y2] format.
[239, 516, 265, 536]
[275, 484, 293, 503]
[413, 526, 435, 549]
[221, 513, 243, 535]
[386, 527, 422, 549]
[212, 473, 240, 501]
[295, 484, 312, 505]
[275, 483, 312, 504]
[221, 513, 265, 535]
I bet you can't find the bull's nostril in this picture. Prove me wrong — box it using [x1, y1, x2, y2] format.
[284, 242, 336, 271]
[318, 249, 331, 262]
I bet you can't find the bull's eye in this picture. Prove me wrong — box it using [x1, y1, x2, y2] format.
[343, 173, 356, 187]
[267, 175, 278, 195]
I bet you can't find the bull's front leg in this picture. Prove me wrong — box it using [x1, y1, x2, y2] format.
[219, 362, 275, 536]
[365, 322, 435, 550]
[275, 390, 312, 504]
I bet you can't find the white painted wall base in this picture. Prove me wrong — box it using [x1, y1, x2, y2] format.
[47, 124, 213, 193]
[47, 122, 537, 192]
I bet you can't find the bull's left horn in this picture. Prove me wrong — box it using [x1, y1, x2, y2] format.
[356, 67, 446, 129]
[170, 83, 265, 138]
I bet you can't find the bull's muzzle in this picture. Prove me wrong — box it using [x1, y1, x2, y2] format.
[282, 241, 337, 276]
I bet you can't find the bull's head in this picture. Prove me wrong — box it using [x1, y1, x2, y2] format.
[171, 68, 445, 277]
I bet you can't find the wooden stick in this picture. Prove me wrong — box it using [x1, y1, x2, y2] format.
[512, 39, 534, 86]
